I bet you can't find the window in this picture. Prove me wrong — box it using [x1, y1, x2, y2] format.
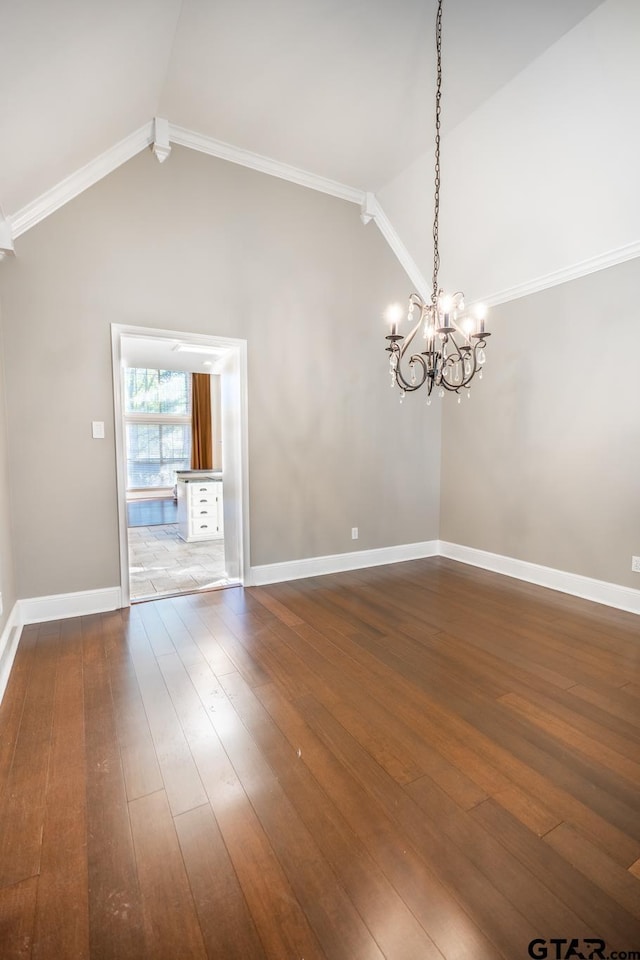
[125, 369, 191, 489]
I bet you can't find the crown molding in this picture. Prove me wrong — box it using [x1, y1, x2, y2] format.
[6, 115, 637, 310]
[152, 117, 171, 164]
[357, 198, 640, 308]
[479, 239, 640, 308]
[0, 213, 15, 258]
[9, 123, 154, 239]
[168, 123, 365, 206]
[361, 193, 431, 300]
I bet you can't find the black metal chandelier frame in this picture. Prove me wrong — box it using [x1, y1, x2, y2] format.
[385, 0, 490, 401]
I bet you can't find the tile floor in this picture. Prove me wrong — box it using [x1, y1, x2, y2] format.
[128, 523, 229, 600]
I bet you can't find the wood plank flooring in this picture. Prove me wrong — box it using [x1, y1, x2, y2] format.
[0, 556, 639, 959]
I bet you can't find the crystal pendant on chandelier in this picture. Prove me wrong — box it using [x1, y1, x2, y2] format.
[383, 0, 491, 400]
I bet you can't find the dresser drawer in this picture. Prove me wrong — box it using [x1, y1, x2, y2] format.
[190, 503, 217, 518]
[190, 492, 217, 508]
[190, 518, 220, 537]
[190, 483, 215, 496]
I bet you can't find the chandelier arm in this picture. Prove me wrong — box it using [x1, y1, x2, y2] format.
[440, 361, 462, 392]
[393, 351, 429, 392]
[399, 314, 426, 356]
[470, 337, 487, 375]
[445, 334, 464, 363]
[466, 344, 480, 386]
[439, 333, 461, 389]
[399, 334, 429, 390]
[458, 337, 486, 388]
[386, 313, 431, 391]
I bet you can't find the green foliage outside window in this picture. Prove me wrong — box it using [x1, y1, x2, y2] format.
[125, 368, 190, 416]
[125, 368, 192, 488]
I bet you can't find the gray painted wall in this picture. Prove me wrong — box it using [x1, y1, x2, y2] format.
[440, 257, 640, 590]
[0, 301, 16, 632]
[1, 144, 637, 605]
[0, 146, 441, 598]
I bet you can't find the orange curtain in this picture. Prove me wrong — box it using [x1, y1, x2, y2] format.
[191, 373, 213, 470]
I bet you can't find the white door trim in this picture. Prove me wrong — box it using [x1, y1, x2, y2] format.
[110, 323, 251, 605]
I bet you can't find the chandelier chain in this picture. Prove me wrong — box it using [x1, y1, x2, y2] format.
[383, 0, 490, 400]
[432, 0, 443, 305]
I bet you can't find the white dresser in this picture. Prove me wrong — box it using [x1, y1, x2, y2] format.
[176, 475, 223, 542]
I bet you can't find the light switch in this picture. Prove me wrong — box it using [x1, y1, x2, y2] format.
[92, 421, 105, 439]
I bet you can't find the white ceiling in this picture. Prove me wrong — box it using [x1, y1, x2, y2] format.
[1, 0, 606, 216]
[121, 336, 228, 374]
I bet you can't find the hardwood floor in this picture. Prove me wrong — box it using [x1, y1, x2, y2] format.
[0, 557, 639, 959]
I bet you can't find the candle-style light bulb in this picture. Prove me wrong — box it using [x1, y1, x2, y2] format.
[437, 294, 452, 330]
[385, 302, 404, 337]
[474, 302, 488, 336]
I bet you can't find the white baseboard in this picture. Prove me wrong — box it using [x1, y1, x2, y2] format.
[19, 586, 122, 625]
[2, 541, 633, 708]
[249, 540, 439, 586]
[438, 541, 640, 616]
[9, 540, 639, 636]
[250, 539, 640, 615]
[0, 602, 23, 705]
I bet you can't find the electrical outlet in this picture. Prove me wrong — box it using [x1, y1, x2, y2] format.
[351, 527, 359, 540]
[632, 556, 640, 573]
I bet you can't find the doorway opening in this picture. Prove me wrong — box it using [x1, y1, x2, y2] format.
[111, 325, 250, 606]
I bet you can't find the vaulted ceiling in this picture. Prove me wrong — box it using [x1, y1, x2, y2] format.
[1, 0, 606, 217]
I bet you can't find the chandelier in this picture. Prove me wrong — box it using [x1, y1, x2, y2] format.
[385, 0, 490, 404]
